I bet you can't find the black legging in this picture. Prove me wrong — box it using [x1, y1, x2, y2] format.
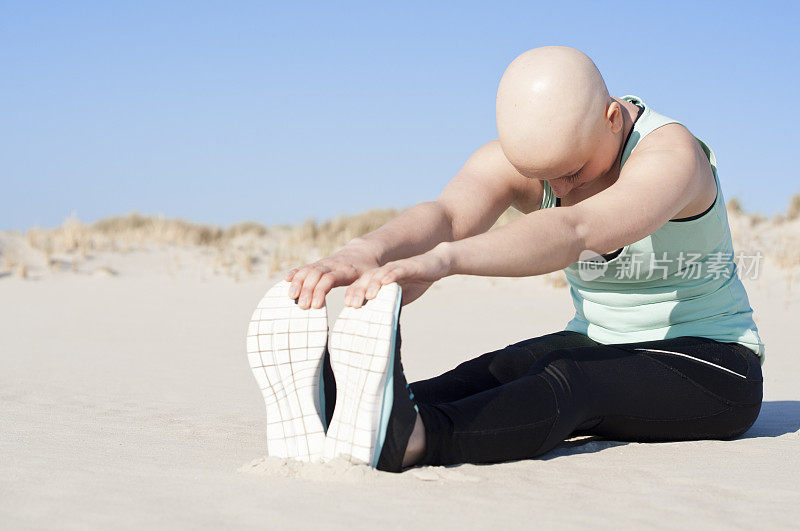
[409, 331, 763, 466]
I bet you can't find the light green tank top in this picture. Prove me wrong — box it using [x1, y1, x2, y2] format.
[540, 95, 765, 364]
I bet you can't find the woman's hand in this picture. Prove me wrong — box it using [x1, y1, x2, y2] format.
[344, 244, 453, 308]
[285, 240, 381, 309]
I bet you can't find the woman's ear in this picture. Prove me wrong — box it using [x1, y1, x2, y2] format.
[606, 101, 623, 135]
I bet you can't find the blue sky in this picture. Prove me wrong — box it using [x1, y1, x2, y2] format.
[2, 1, 798, 230]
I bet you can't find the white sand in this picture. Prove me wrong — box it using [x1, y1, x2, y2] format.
[1, 251, 799, 529]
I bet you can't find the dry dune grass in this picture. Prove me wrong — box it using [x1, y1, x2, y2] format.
[786, 193, 800, 221]
[3, 195, 799, 284]
[25, 213, 261, 253]
[0, 241, 29, 279]
[12, 209, 402, 280]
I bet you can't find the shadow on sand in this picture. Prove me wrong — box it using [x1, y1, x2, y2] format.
[539, 400, 800, 459]
[739, 400, 800, 438]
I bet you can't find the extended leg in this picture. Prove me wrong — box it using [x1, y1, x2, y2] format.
[408, 331, 598, 405]
[414, 337, 763, 466]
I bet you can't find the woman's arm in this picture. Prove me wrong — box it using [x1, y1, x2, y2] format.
[288, 140, 541, 308]
[346, 139, 703, 306]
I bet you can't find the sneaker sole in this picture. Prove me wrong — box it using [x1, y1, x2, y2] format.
[323, 283, 402, 466]
[246, 280, 327, 461]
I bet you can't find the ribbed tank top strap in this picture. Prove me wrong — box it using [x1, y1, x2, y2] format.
[540, 180, 557, 210]
[619, 95, 682, 168]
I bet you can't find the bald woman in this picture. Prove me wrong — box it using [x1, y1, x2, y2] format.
[250, 46, 764, 471]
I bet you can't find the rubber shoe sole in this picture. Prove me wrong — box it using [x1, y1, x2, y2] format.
[246, 280, 327, 461]
[323, 283, 404, 467]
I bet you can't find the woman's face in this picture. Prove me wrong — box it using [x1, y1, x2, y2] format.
[540, 102, 625, 198]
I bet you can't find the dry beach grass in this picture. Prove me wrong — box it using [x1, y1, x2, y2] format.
[2, 195, 800, 289]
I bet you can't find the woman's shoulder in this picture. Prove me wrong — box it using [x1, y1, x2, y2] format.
[629, 124, 718, 221]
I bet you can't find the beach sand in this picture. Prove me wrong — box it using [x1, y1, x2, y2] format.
[1, 211, 799, 528]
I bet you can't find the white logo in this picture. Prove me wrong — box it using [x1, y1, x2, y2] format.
[577, 250, 608, 281]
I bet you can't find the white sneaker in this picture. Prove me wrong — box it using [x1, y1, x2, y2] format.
[323, 283, 418, 471]
[246, 280, 328, 461]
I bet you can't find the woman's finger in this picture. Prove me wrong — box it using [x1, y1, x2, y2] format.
[297, 267, 326, 309]
[288, 267, 312, 299]
[381, 266, 404, 285]
[284, 267, 299, 282]
[345, 271, 375, 308]
[365, 265, 396, 300]
[310, 270, 348, 309]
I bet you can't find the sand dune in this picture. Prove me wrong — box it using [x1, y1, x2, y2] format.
[1, 204, 799, 528]
[4, 199, 800, 289]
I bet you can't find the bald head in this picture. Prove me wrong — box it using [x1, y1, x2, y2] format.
[496, 46, 614, 180]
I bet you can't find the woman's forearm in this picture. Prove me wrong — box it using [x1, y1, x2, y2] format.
[341, 207, 587, 309]
[348, 201, 455, 265]
[438, 207, 584, 277]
